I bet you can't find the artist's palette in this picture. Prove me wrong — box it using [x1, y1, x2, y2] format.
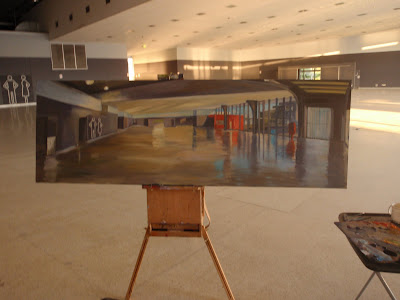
[335, 221, 400, 264]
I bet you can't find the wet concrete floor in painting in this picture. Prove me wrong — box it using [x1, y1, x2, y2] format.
[37, 124, 347, 187]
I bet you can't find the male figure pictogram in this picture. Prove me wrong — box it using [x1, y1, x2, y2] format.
[3, 75, 19, 104]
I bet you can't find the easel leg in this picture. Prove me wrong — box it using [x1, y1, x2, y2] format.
[125, 228, 151, 300]
[355, 272, 375, 300]
[376, 272, 397, 300]
[201, 226, 235, 300]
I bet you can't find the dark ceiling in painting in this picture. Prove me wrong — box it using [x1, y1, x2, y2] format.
[63, 81, 160, 95]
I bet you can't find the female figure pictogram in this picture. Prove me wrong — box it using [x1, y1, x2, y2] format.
[21, 75, 30, 103]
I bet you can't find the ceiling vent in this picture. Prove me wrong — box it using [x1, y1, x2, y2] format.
[51, 44, 87, 70]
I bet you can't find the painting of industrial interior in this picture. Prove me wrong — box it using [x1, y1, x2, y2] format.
[36, 79, 351, 187]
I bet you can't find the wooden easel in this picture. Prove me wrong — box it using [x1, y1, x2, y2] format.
[125, 185, 235, 300]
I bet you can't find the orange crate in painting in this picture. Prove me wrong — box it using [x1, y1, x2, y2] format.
[211, 115, 244, 130]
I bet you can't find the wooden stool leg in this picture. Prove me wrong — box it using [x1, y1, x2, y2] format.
[201, 226, 235, 300]
[125, 228, 151, 300]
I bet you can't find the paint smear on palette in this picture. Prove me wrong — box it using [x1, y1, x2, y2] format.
[335, 221, 400, 264]
[352, 238, 393, 262]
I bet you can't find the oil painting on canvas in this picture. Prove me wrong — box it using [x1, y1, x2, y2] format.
[36, 79, 351, 187]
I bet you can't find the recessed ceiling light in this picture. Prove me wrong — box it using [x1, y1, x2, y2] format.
[335, 2, 345, 5]
[357, 13, 367, 16]
[267, 16, 276, 19]
[226, 4, 236, 8]
[142, 44, 147, 48]
[148, 25, 155, 27]
[323, 51, 340, 56]
[362, 41, 399, 50]
[171, 19, 179, 22]
[326, 18, 334, 21]
[240, 21, 247, 24]
[197, 12, 206, 16]
[298, 24, 304, 26]
[104, 86, 109, 91]
[298, 9, 308, 13]
[272, 28, 278, 30]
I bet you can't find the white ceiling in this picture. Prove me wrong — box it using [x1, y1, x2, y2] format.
[57, 0, 400, 57]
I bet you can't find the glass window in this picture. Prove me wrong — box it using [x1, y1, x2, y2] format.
[298, 67, 321, 80]
[306, 107, 332, 140]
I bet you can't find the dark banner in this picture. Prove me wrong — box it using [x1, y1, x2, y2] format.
[0, 74, 33, 105]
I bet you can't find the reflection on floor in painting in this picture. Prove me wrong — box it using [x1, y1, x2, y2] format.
[36, 124, 348, 187]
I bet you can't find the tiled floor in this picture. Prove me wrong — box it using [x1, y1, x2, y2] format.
[1, 88, 400, 299]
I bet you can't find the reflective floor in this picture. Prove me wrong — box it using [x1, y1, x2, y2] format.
[37, 124, 347, 187]
[0, 105, 35, 157]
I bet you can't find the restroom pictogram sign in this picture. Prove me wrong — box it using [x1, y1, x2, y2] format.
[1, 74, 33, 105]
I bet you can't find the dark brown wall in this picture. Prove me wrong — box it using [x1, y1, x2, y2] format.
[134, 60, 178, 78]
[177, 60, 240, 80]
[133, 60, 242, 80]
[134, 51, 400, 86]
[354, 51, 400, 87]
[241, 51, 400, 87]
[0, 57, 128, 106]
[37, 96, 118, 151]
[0, 57, 128, 88]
